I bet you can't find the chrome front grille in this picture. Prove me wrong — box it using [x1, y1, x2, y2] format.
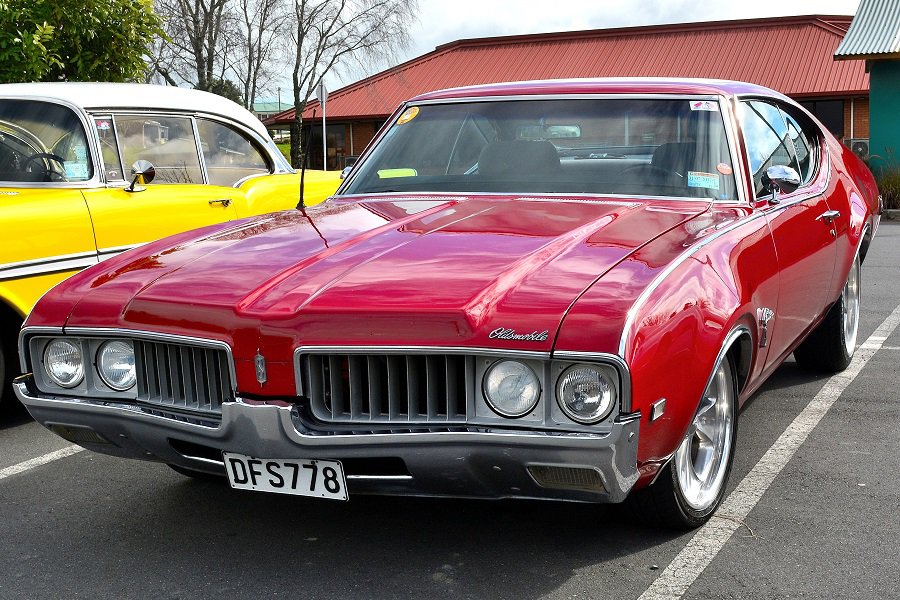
[134, 340, 234, 415]
[301, 353, 471, 423]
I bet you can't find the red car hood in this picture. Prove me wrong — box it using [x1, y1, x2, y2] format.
[53, 194, 707, 359]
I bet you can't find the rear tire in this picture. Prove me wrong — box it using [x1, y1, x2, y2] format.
[631, 354, 738, 529]
[794, 254, 860, 373]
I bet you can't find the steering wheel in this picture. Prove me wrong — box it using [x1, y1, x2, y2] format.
[23, 152, 68, 181]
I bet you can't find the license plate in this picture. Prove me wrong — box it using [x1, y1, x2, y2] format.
[222, 452, 348, 500]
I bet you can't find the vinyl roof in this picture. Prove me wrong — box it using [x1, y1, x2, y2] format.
[265, 14, 868, 127]
[834, 0, 900, 60]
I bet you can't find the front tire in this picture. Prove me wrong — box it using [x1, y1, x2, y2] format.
[632, 354, 738, 529]
[794, 254, 860, 372]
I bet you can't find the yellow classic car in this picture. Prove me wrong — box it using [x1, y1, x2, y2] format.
[0, 83, 340, 412]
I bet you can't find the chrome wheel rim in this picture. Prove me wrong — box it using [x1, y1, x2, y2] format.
[842, 257, 860, 357]
[674, 359, 735, 511]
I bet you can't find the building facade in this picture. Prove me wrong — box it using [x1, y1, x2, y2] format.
[265, 15, 870, 170]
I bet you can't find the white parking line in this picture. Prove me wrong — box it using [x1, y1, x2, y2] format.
[0, 445, 84, 481]
[639, 302, 900, 600]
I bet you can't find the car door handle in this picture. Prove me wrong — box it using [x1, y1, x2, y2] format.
[209, 198, 232, 207]
[816, 210, 840, 222]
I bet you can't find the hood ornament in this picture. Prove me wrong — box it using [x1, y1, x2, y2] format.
[255, 351, 267, 385]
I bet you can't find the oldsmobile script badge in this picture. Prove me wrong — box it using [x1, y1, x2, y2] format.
[489, 327, 550, 342]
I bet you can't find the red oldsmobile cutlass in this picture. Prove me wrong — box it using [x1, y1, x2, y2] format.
[15, 79, 880, 528]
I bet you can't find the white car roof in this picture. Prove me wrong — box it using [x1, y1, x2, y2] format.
[0, 82, 270, 139]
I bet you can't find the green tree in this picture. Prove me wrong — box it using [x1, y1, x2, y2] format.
[0, 0, 164, 83]
[198, 77, 244, 105]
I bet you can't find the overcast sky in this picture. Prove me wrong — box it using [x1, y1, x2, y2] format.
[321, 0, 861, 90]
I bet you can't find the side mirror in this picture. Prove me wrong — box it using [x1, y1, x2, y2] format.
[762, 165, 801, 204]
[340, 166, 353, 180]
[126, 160, 156, 192]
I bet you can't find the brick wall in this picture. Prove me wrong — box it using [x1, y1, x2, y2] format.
[843, 97, 870, 140]
[350, 122, 377, 156]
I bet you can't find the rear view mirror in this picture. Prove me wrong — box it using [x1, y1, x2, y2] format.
[762, 165, 800, 204]
[518, 125, 582, 140]
[126, 160, 156, 192]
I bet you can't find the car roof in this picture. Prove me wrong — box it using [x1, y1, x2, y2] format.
[409, 77, 790, 103]
[0, 82, 269, 139]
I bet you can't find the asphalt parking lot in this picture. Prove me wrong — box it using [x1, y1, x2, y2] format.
[2, 221, 899, 600]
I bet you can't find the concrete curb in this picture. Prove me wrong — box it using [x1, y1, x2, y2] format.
[883, 209, 900, 221]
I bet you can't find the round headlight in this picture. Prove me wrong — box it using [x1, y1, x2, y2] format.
[483, 360, 541, 418]
[557, 365, 616, 424]
[44, 339, 84, 388]
[97, 340, 136, 391]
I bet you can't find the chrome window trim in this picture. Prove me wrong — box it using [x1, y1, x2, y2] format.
[191, 115, 211, 185]
[338, 93, 740, 204]
[19, 326, 237, 394]
[98, 110, 289, 177]
[734, 94, 832, 202]
[193, 115, 280, 179]
[411, 93, 723, 105]
[0, 95, 103, 187]
[337, 191, 718, 204]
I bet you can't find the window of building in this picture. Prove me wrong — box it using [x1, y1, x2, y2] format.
[798, 99, 844, 137]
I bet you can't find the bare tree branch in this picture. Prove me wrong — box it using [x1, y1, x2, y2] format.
[287, 0, 418, 168]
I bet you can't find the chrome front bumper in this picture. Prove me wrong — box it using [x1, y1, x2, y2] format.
[15, 375, 641, 503]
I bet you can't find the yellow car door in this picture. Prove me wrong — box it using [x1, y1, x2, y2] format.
[84, 114, 242, 255]
[0, 188, 96, 316]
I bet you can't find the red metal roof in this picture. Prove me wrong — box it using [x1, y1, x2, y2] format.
[265, 15, 868, 126]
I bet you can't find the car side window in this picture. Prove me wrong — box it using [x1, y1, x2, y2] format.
[93, 116, 124, 181]
[779, 108, 817, 184]
[114, 114, 204, 184]
[739, 100, 800, 198]
[196, 119, 270, 186]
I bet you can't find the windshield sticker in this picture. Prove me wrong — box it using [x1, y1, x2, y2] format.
[73, 144, 87, 161]
[396, 106, 420, 125]
[687, 171, 720, 190]
[716, 162, 733, 175]
[64, 162, 89, 179]
[690, 100, 719, 112]
[377, 168, 418, 179]
[95, 119, 112, 131]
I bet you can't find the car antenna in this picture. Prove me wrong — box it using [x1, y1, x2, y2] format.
[297, 109, 316, 211]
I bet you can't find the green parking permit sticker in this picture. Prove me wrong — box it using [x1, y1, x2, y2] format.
[687, 171, 720, 190]
[377, 168, 417, 179]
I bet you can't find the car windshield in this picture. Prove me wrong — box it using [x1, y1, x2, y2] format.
[343, 97, 737, 200]
[0, 99, 93, 183]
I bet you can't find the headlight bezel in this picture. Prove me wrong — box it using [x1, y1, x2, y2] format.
[96, 339, 137, 391]
[28, 335, 140, 399]
[482, 359, 542, 419]
[42, 338, 85, 389]
[555, 363, 618, 425]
